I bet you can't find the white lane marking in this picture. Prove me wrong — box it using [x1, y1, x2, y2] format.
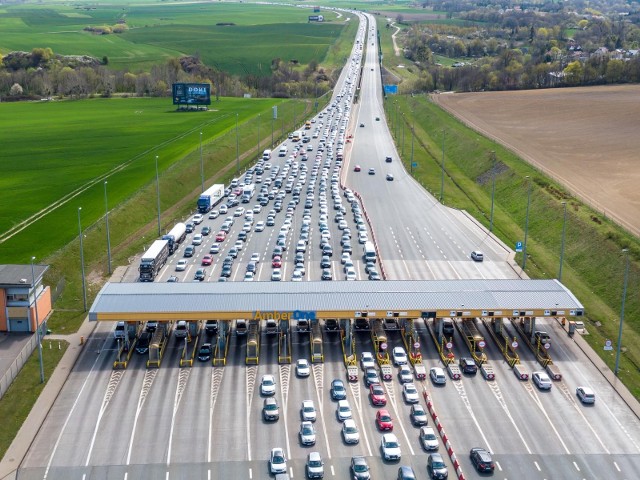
[486, 381, 532, 454]
[495, 461, 502, 471]
[281, 365, 292, 459]
[524, 383, 571, 454]
[314, 365, 332, 458]
[452, 377, 493, 452]
[208, 469, 211, 480]
[207, 368, 224, 462]
[330, 465, 335, 476]
[42, 341, 105, 480]
[534, 461, 541, 471]
[249, 468, 252, 479]
[165, 471, 169, 480]
[614, 461, 621, 471]
[573, 461, 580, 471]
[289, 466, 294, 478]
[166, 368, 191, 465]
[246, 366, 257, 461]
[126, 370, 158, 465]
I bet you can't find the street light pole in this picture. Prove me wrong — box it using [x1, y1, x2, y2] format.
[490, 151, 496, 232]
[235, 113, 240, 175]
[558, 201, 568, 281]
[615, 249, 630, 376]
[78, 207, 87, 312]
[199, 131, 204, 193]
[155, 155, 161, 236]
[257, 113, 261, 155]
[440, 130, 445, 204]
[30, 257, 45, 383]
[410, 119, 415, 174]
[522, 176, 532, 270]
[271, 113, 275, 148]
[401, 114, 405, 157]
[104, 181, 112, 275]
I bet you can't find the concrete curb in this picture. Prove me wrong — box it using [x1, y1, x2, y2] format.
[0, 318, 96, 480]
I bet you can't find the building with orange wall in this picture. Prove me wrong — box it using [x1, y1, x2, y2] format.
[0, 264, 52, 333]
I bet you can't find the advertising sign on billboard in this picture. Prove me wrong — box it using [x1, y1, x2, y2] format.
[172, 83, 211, 106]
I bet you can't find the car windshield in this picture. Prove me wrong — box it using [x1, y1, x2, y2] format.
[407, 386, 417, 393]
[309, 459, 322, 467]
[273, 455, 284, 464]
[432, 460, 445, 468]
[345, 426, 357, 433]
[340, 406, 350, 412]
[380, 414, 391, 421]
[263, 378, 274, 386]
[373, 386, 383, 394]
[385, 440, 398, 448]
[265, 404, 277, 410]
[304, 406, 314, 412]
[302, 426, 313, 434]
[353, 463, 368, 472]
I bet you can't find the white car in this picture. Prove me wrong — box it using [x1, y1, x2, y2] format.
[471, 250, 484, 262]
[209, 243, 220, 254]
[208, 210, 219, 219]
[269, 447, 287, 474]
[576, 386, 596, 404]
[360, 352, 375, 370]
[260, 374, 276, 396]
[420, 426, 439, 451]
[403, 383, 420, 403]
[380, 433, 401, 461]
[533, 371, 552, 390]
[292, 270, 303, 282]
[175, 259, 188, 271]
[299, 421, 316, 446]
[336, 399, 352, 421]
[234, 207, 245, 217]
[271, 269, 282, 281]
[192, 214, 204, 224]
[255, 221, 266, 232]
[243, 272, 254, 282]
[301, 399, 317, 421]
[398, 365, 413, 383]
[430, 367, 447, 385]
[341, 418, 360, 444]
[250, 252, 260, 263]
[192, 234, 203, 245]
[346, 270, 357, 281]
[392, 346, 408, 366]
[219, 204, 228, 214]
[296, 359, 311, 377]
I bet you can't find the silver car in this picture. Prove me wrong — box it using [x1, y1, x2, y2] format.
[299, 421, 316, 446]
[341, 418, 360, 444]
[420, 426, 439, 451]
[533, 371, 552, 390]
[301, 400, 317, 422]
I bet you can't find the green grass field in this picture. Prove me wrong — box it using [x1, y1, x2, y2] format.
[0, 3, 345, 75]
[0, 97, 285, 263]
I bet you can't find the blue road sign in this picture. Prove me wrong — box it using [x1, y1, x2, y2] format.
[515, 241, 523, 252]
[384, 85, 398, 95]
[412, 162, 418, 168]
[293, 310, 316, 320]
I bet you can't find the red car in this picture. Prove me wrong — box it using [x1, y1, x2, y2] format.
[369, 384, 387, 406]
[201, 255, 213, 266]
[376, 409, 393, 431]
[354, 165, 361, 172]
[215, 231, 226, 242]
[272, 256, 282, 268]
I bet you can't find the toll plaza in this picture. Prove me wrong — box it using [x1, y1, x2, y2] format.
[89, 279, 584, 380]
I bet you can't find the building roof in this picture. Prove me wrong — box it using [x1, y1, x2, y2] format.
[0, 264, 48, 288]
[89, 279, 584, 321]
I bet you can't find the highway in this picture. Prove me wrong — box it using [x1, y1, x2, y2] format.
[17, 10, 640, 480]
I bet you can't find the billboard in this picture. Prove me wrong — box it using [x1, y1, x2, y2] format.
[172, 83, 211, 106]
[308, 15, 324, 22]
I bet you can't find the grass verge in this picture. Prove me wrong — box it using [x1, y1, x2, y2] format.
[0, 340, 69, 459]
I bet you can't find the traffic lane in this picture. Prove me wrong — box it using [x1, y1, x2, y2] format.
[21, 326, 118, 469]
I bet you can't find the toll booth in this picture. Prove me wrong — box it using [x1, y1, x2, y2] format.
[510, 317, 555, 369]
[147, 322, 171, 368]
[246, 320, 260, 364]
[425, 318, 456, 365]
[179, 321, 201, 367]
[371, 319, 390, 365]
[278, 319, 291, 364]
[400, 318, 423, 365]
[481, 317, 519, 367]
[113, 321, 143, 369]
[456, 318, 487, 364]
[310, 319, 324, 363]
[213, 321, 230, 366]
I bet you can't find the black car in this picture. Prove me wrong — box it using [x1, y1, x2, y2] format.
[397, 466, 417, 480]
[322, 245, 333, 256]
[238, 231, 248, 241]
[205, 320, 219, 335]
[184, 246, 195, 257]
[201, 226, 211, 236]
[321, 269, 332, 281]
[351, 456, 370, 480]
[194, 268, 206, 281]
[386, 156, 393, 163]
[330, 379, 347, 400]
[221, 265, 232, 277]
[460, 357, 478, 375]
[198, 343, 212, 361]
[185, 223, 195, 233]
[427, 453, 448, 479]
[369, 271, 381, 281]
[470, 447, 495, 473]
[135, 332, 152, 354]
[320, 256, 331, 269]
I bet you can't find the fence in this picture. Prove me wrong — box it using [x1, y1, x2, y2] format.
[0, 334, 37, 400]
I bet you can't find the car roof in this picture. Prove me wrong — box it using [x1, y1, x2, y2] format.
[382, 433, 397, 441]
[308, 451, 321, 461]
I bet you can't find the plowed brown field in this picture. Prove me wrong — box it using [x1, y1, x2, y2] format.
[432, 85, 640, 236]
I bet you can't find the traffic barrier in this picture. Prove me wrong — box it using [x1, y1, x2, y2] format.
[447, 364, 462, 380]
[513, 363, 529, 381]
[546, 363, 562, 381]
[480, 363, 495, 380]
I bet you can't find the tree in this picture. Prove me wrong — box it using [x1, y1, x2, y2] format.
[9, 82, 23, 96]
[563, 61, 584, 85]
[605, 59, 625, 83]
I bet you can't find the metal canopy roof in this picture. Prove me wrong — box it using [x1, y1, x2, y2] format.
[89, 279, 584, 321]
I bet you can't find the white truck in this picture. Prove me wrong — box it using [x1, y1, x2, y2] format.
[363, 241, 376, 263]
[242, 184, 255, 203]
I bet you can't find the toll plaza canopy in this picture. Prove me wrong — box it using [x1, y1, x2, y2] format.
[89, 279, 584, 322]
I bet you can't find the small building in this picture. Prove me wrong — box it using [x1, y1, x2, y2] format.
[0, 264, 52, 333]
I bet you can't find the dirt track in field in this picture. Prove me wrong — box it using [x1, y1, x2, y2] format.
[432, 85, 640, 237]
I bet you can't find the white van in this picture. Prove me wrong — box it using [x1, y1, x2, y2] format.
[174, 321, 188, 338]
[262, 149, 272, 160]
[279, 145, 288, 157]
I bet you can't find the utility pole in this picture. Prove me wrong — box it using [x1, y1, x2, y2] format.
[490, 151, 496, 232]
[522, 176, 532, 270]
[440, 130, 445, 204]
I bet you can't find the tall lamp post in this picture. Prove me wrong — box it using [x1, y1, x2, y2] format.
[614, 249, 630, 376]
[30, 257, 45, 383]
[440, 130, 446, 204]
[155, 155, 161, 236]
[522, 176, 532, 270]
[558, 201, 568, 281]
[490, 151, 496, 232]
[104, 181, 112, 275]
[199, 132, 204, 193]
[410, 119, 415, 174]
[257, 113, 261, 155]
[401, 114, 405, 157]
[235, 113, 240, 174]
[78, 207, 87, 312]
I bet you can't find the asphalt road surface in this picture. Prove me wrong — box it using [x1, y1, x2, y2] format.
[18, 10, 640, 480]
